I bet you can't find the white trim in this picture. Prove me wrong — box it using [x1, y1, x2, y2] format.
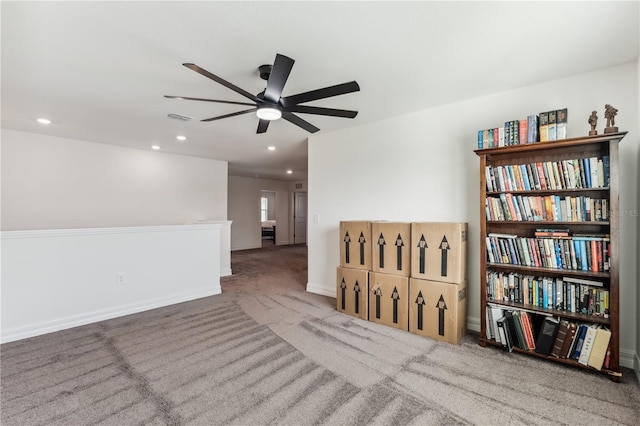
[467, 315, 481, 333]
[221, 268, 232, 277]
[306, 282, 336, 298]
[633, 351, 640, 385]
[1, 224, 222, 239]
[1, 287, 220, 344]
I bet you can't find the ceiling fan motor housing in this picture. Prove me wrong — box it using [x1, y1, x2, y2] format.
[259, 64, 272, 81]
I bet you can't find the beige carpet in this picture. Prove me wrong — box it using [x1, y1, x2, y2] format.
[2, 244, 639, 425]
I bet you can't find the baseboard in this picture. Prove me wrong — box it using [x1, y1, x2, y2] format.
[1, 286, 221, 344]
[221, 268, 232, 277]
[231, 243, 261, 251]
[634, 351, 640, 385]
[466, 315, 481, 333]
[620, 348, 636, 371]
[306, 282, 335, 298]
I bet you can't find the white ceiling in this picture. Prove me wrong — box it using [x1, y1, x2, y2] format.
[2, 1, 638, 181]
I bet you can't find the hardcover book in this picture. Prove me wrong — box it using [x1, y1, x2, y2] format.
[556, 108, 568, 140]
[577, 325, 598, 365]
[539, 112, 549, 142]
[588, 328, 611, 370]
[548, 110, 557, 141]
[559, 322, 577, 358]
[534, 316, 559, 356]
[550, 320, 570, 358]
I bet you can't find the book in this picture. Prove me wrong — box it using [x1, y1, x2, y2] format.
[570, 324, 589, 360]
[534, 316, 559, 356]
[550, 319, 570, 358]
[510, 311, 526, 349]
[548, 110, 557, 141]
[519, 119, 527, 145]
[496, 316, 512, 351]
[559, 322, 578, 358]
[562, 277, 604, 290]
[556, 108, 567, 139]
[504, 311, 521, 350]
[519, 311, 536, 350]
[577, 325, 598, 365]
[539, 112, 549, 142]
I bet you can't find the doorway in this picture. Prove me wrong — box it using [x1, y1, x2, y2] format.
[293, 192, 307, 244]
[261, 191, 276, 245]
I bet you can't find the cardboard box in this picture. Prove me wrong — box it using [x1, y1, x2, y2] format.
[336, 267, 369, 320]
[368, 272, 409, 331]
[409, 278, 467, 344]
[339, 221, 372, 270]
[411, 222, 468, 283]
[371, 222, 411, 277]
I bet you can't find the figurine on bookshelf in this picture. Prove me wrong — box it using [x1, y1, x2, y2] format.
[604, 104, 618, 134]
[588, 111, 598, 136]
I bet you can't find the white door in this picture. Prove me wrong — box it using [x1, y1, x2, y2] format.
[294, 192, 307, 244]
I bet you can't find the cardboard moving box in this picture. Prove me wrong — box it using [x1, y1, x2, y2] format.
[409, 278, 467, 344]
[411, 222, 468, 283]
[372, 221, 411, 277]
[339, 221, 372, 270]
[368, 272, 409, 331]
[336, 267, 369, 320]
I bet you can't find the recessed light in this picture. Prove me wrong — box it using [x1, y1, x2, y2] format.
[176, 135, 187, 141]
[286, 170, 293, 174]
[37, 118, 51, 125]
[152, 145, 161, 150]
[267, 146, 276, 151]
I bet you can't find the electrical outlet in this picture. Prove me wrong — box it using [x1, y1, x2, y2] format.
[116, 272, 127, 286]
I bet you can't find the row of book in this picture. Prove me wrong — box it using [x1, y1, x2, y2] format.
[485, 156, 610, 193]
[486, 306, 611, 370]
[539, 109, 568, 142]
[486, 270, 609, 317]
[486, 233, 610, 273]
[477, 108, 567, 149]
[486, 194, 609, 223]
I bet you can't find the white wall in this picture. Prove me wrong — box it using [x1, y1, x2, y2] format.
[1, 224, 222, 343]
[228, 175, 291, 250]
[307, 62, 638, 368]
[636, 54, 640, 382]
[1, 129, 228, 230]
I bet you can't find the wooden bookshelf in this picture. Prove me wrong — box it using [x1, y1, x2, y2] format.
[475, 131, 626, 381]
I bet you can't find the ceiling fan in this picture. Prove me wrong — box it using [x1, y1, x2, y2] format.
[165, 53, 360, 134]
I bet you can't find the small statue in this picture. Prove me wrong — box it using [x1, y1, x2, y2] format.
[588, 111, 598, 136]
[604, 104, 619, 134]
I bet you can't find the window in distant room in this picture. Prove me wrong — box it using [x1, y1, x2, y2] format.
[261, 197, 268, 222]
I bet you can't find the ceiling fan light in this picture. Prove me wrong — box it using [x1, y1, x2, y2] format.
[256, 106, 281, 121]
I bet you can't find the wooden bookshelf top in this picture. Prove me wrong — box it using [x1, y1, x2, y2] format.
[474, 131, 627, 157]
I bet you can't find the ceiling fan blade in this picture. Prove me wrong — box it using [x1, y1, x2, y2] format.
[284, 105, 358, 118]
[164, 95, 255, 106]
[281, 111, 320, 134]
[183, 63, 262, 103]
[263, 54, 295, 103]
[257, 119, 270, 134]
[280, 81, 360, 107]
[201, 108, 257, 122]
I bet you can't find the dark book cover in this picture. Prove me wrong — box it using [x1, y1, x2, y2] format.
[570, 324, 589, 360]
[550, 320, 569, 358]
[559, 322, 578, 358]
[534, 316, 559, 356]
[497, 316, 512, 351]
[504, 311, 522, 350]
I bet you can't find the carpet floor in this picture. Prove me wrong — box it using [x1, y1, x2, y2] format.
[2, 244, 639, 425]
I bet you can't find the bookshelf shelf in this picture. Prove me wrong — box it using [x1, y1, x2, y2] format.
[486, 262, 610, 279]
[475, 131, 625, 381]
